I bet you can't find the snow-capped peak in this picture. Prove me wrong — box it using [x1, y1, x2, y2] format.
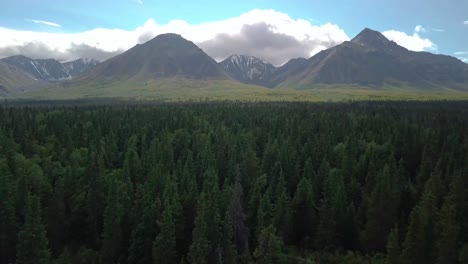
[221, 55, 276, 86]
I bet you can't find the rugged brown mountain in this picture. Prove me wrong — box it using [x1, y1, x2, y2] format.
[80, 33, 228, 81]
[277, 28, 468, 90]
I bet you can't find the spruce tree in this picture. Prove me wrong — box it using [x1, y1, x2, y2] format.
[253, 225, 285, 264]
[228, 169, 249, 255]
[386, 226, 401, 264]
[153, 203, 177, 264]
[100, 182, 123, 264]
[292, 176, 316, 248]
[16, 194, 50, 264]
[401, 174, 439, 264]
[0, 160, 16, 264]
[362, 165, 400, 252]
[188, 194, 211, 264]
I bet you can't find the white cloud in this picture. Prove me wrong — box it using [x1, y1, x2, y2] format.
[464, 21, 468, 25]
[414, 25, 425, 33]
[0, 9, 349, 65]
[132, 0, 143, 5]
[454, 51, 468, 55]
[382, 27, 436, 52]
[430, 28, 445, 32]
[27, 19, 61, 28]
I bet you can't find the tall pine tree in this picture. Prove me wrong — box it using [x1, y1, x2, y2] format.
[16, 194, 50, 264]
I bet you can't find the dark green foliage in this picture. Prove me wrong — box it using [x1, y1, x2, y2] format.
[386, 226, 401, 264]
[291, 176, 316, 248]
[362, 165, 400, 252]
[0, 159, 16, 263]
[188, 194, 211, 264]
[0, 101, 466, 263]
[153, 203, 177, 264]
[253, 225, 285, 264]
[100, 181, 123, 263]
[16, 194, 50, 264]
[228, 169, 249, 255]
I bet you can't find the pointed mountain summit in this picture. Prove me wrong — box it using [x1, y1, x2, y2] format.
[352, 28, 392, 47]
[220, 55, 276, 86]
[83, 33, 228, 81]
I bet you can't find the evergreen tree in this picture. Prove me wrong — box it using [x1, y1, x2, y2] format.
[401, 174, 439, 264]
[228, 168, 249, 255]
[188, 194, 211, 264]
[362, 165, 400, 252]
[386, 226, 401, 264]
[253, 225, 285, 264]
[435, 174, 463, 264]
[16, 194, 50, 264]
[0, 159, 16, 264]
[100, 182, 123, 263]
[153, 202, 177, 264]
[316, 169, 347, 249]
[128, 192, 160, 264]
[272, 170, 292, 243]
[291, 176, 316, 248]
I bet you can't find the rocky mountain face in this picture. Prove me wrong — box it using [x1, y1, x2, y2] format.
[81, 33, 228, 81]
[0, 55, 98, 81]
[62, 58, 100, 78]
[220, 55, 276, 86]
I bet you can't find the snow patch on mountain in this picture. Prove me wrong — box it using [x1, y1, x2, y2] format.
[0, 55, 99, 81]
[221, 55, 276, 86]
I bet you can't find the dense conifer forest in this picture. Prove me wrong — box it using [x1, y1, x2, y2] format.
[0, 101, 467, 264]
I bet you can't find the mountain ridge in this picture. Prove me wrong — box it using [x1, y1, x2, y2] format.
[220, 55, 276, 86]
[3, 28, 468, 100]
[1, 55, 99, 81]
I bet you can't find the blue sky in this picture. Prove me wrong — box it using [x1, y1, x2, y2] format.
[1, 0, 467, 64]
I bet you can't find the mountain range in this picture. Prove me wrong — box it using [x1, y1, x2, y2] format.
[0, 56, 98, 94]
[221, 28, 468, 90]
[1, 28, 467, 99]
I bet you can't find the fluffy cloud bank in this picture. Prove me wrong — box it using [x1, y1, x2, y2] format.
[0, 9, 349, 65]
[382, 25, 436, 52]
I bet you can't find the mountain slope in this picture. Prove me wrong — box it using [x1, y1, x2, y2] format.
[278, 28, 468, 90]
[270, 58, 308, 87]
[220, 55, 276, 86]
[81, 33, 228, 81]
[1, 55, 98, 81]
[0, 62, 47, 96]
